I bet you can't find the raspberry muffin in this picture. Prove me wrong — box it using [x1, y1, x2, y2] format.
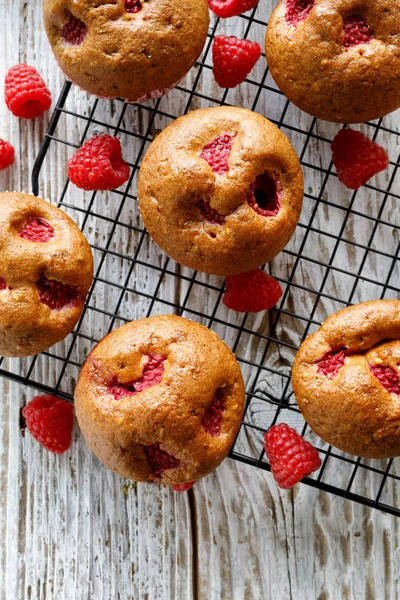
[0, 192, 93, 357]
[292, 300, 400, 458]
[74, 315, 245, 485]
[265, 0, 400, 123]
[138, 107, 304, 276]
[43, 0, 209, 103]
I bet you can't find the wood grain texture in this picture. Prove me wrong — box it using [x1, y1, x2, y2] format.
[1, 1, 400, 599]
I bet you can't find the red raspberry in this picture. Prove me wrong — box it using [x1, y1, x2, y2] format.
[22, 395, 74, 454]
[0, 139, 15, 171]
[61, 14, 87, 45]
[5, 64, 52, 119]
[172, 482, 195, 492]
[196, 200, 226, 225]
[68, 134, 130, 191]
[316, 347, 348, 378]
[247, 172, 281, 217]
[110, 354, 166, 399]
[212, 36, 261, 89]
[19, 217, 55, 243]
[223, 269, 283, 313]
[200, 133, 236, 175]
[264, 423, 321, 489]
[202, 389, 226, 436]
[369, 364, 400, 395]
[125, 0, 142, 13]
[285, 0, 314, 26]
[343, 15, 374, 48]
[208, 0, 258, 18]
[0, 277, 6, 291]
[145, 443, 181, 477]
[331, 129, 389, 190]
[37, 274, 80, 310]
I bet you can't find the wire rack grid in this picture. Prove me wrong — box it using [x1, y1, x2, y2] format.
[1, 1, 400, 515]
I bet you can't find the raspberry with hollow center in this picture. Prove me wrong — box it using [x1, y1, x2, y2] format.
[212, 36, 261, 89]
[145, 443, 181, 477]
[369, 364, 400, 395]
[22, 395, 75, 454]
[247, 172, 282, 217]
[196, 200, 226, 225]
[0, 277, 6, 291]
[110, 354, 166, 399]
[126, 0, 142, 12]
[343, 15, 374, 48]
[208, 0, 259, 18]
[285, 0, 315, 26]
[37, 274, 80, 310]
[331, 129, 389, 190]
[5, 64, 52, 119]
[264, 423, 322, 489]
[0, 139, 15, 171]
[19, 217, 55, 243]
[61, 14, 87, 45]
[316, 347, 348, 378]
[223, 269, 283, 313]
[200, 133, 236, 176]
[68, 134, 130, 191]
[172, 482, 195, 492]
[202, 389, 226, 436]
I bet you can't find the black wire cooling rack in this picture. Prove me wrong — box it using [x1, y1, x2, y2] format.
[1, 1, 400, 515]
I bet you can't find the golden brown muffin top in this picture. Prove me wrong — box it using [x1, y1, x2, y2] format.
[75, 315, 245, 484]
[293, 300, 400, 458]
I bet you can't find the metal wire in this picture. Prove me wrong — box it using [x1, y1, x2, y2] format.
[1, 4, 400, 516]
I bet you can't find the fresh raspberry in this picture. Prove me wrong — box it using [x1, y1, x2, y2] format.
[110, 354, 166, 399]
[202, 389, 226, 436]
[331, 129, 389, 190]
[61, 14, 87, 45]
[285, 0, 315, 26]
[125, 0, 142, 13]
[0, 277, 6, 291]
[68, 134, 130, 191]
[212, 36, 261, 89]
[145, 443, 181, 477]
[369, 364, 400, 395]
[264, 423, 321, 489]
[223, 269, 283, 313]
[19, 217, 55, 243]
[0, 139, 15, 171]
[200, 133, 236, 176]
[196, 200, 226, 225]
[22, 395, 74, 454]
[5, 64, 52, 119]
[248, 172, 281, 217]
[37, 274, 80, 310]
[172, 482, 195, 492]
[208, 0, 259, 19]
[343, 15, 374, 48]
[316, 347, 348, 378]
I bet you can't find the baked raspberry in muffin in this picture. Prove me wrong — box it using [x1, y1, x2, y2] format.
[0, 192, 93, 357]
[74, 315, 245, 485]
[265, 0, 400, 123]
[138, 107, 303, 276]
[43, 0, 209, 103]
[293, 300, 400, 458]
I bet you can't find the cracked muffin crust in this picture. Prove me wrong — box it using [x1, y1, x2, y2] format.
[43, 0, 209, 103]
[74, 315, 245, 485]
[138, 107, 304, 276]
[292, 300, 400, 458]
[265, 0, 400, 123]
[0, 192, 93, 357]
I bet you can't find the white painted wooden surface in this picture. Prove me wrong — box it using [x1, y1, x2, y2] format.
[1, 1, 400, 599]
